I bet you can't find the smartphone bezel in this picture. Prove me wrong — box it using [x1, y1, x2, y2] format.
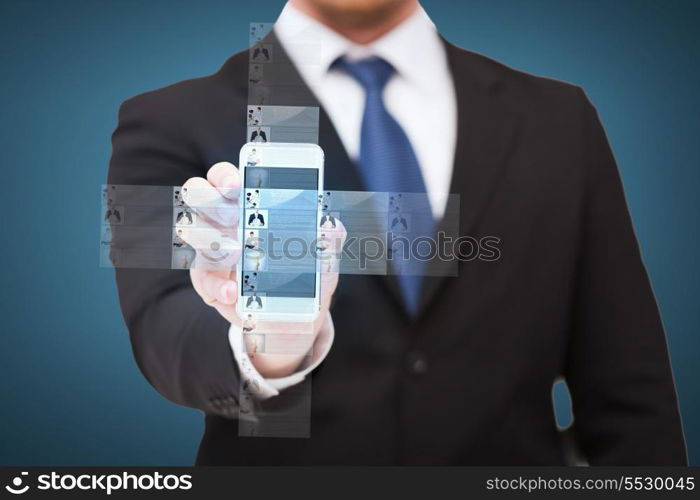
[237, 142, 324, 322]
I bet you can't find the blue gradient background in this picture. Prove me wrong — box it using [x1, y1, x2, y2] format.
[0, 0, 698, 465]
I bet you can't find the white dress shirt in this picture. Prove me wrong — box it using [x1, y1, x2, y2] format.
[275, 2, 457, 218]
[229, 2, 457, 399]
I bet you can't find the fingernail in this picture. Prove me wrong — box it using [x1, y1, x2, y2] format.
[221, 282, 236, 302]
[222, 175, 239, 189]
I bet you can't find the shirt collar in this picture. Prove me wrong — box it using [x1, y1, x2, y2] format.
[273, 1, 445, 91]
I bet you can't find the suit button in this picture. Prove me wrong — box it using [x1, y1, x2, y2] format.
[407, 351, 428, 375]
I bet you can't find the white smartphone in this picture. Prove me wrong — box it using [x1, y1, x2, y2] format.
[237, 142, 324, 322]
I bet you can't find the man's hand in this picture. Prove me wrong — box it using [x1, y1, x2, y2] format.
[181, 162, 345, 379]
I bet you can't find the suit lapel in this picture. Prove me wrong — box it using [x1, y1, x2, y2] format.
[414, 39, 519, 319]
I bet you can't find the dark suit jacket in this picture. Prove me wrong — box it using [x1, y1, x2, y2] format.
[108, 35, 687, 465]
[247, 213, 265, 225]
[250, 130, 267, 142]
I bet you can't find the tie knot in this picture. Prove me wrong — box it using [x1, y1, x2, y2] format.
[334, 56, 395, 91]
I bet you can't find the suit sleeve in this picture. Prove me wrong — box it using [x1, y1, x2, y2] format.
[565, 91, 687, 465]
[107, 94, 241, 418]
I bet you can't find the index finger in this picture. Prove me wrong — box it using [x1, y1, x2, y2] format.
[207, 161, 241, 199]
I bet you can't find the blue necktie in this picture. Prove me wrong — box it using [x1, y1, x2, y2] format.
[334, 56, 433, 316]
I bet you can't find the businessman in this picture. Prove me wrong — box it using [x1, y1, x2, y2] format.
[247, 209, 265, 227]
[320, 212, 336, 228]
[108, 0, 687, 464]
[251, 45, 271, 62]
[244, 231, 259, 250]
[104, 201, 121, 224]
[250, 125, 267, 143]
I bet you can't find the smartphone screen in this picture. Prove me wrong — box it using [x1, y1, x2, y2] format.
[238, 143, 323, 320]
